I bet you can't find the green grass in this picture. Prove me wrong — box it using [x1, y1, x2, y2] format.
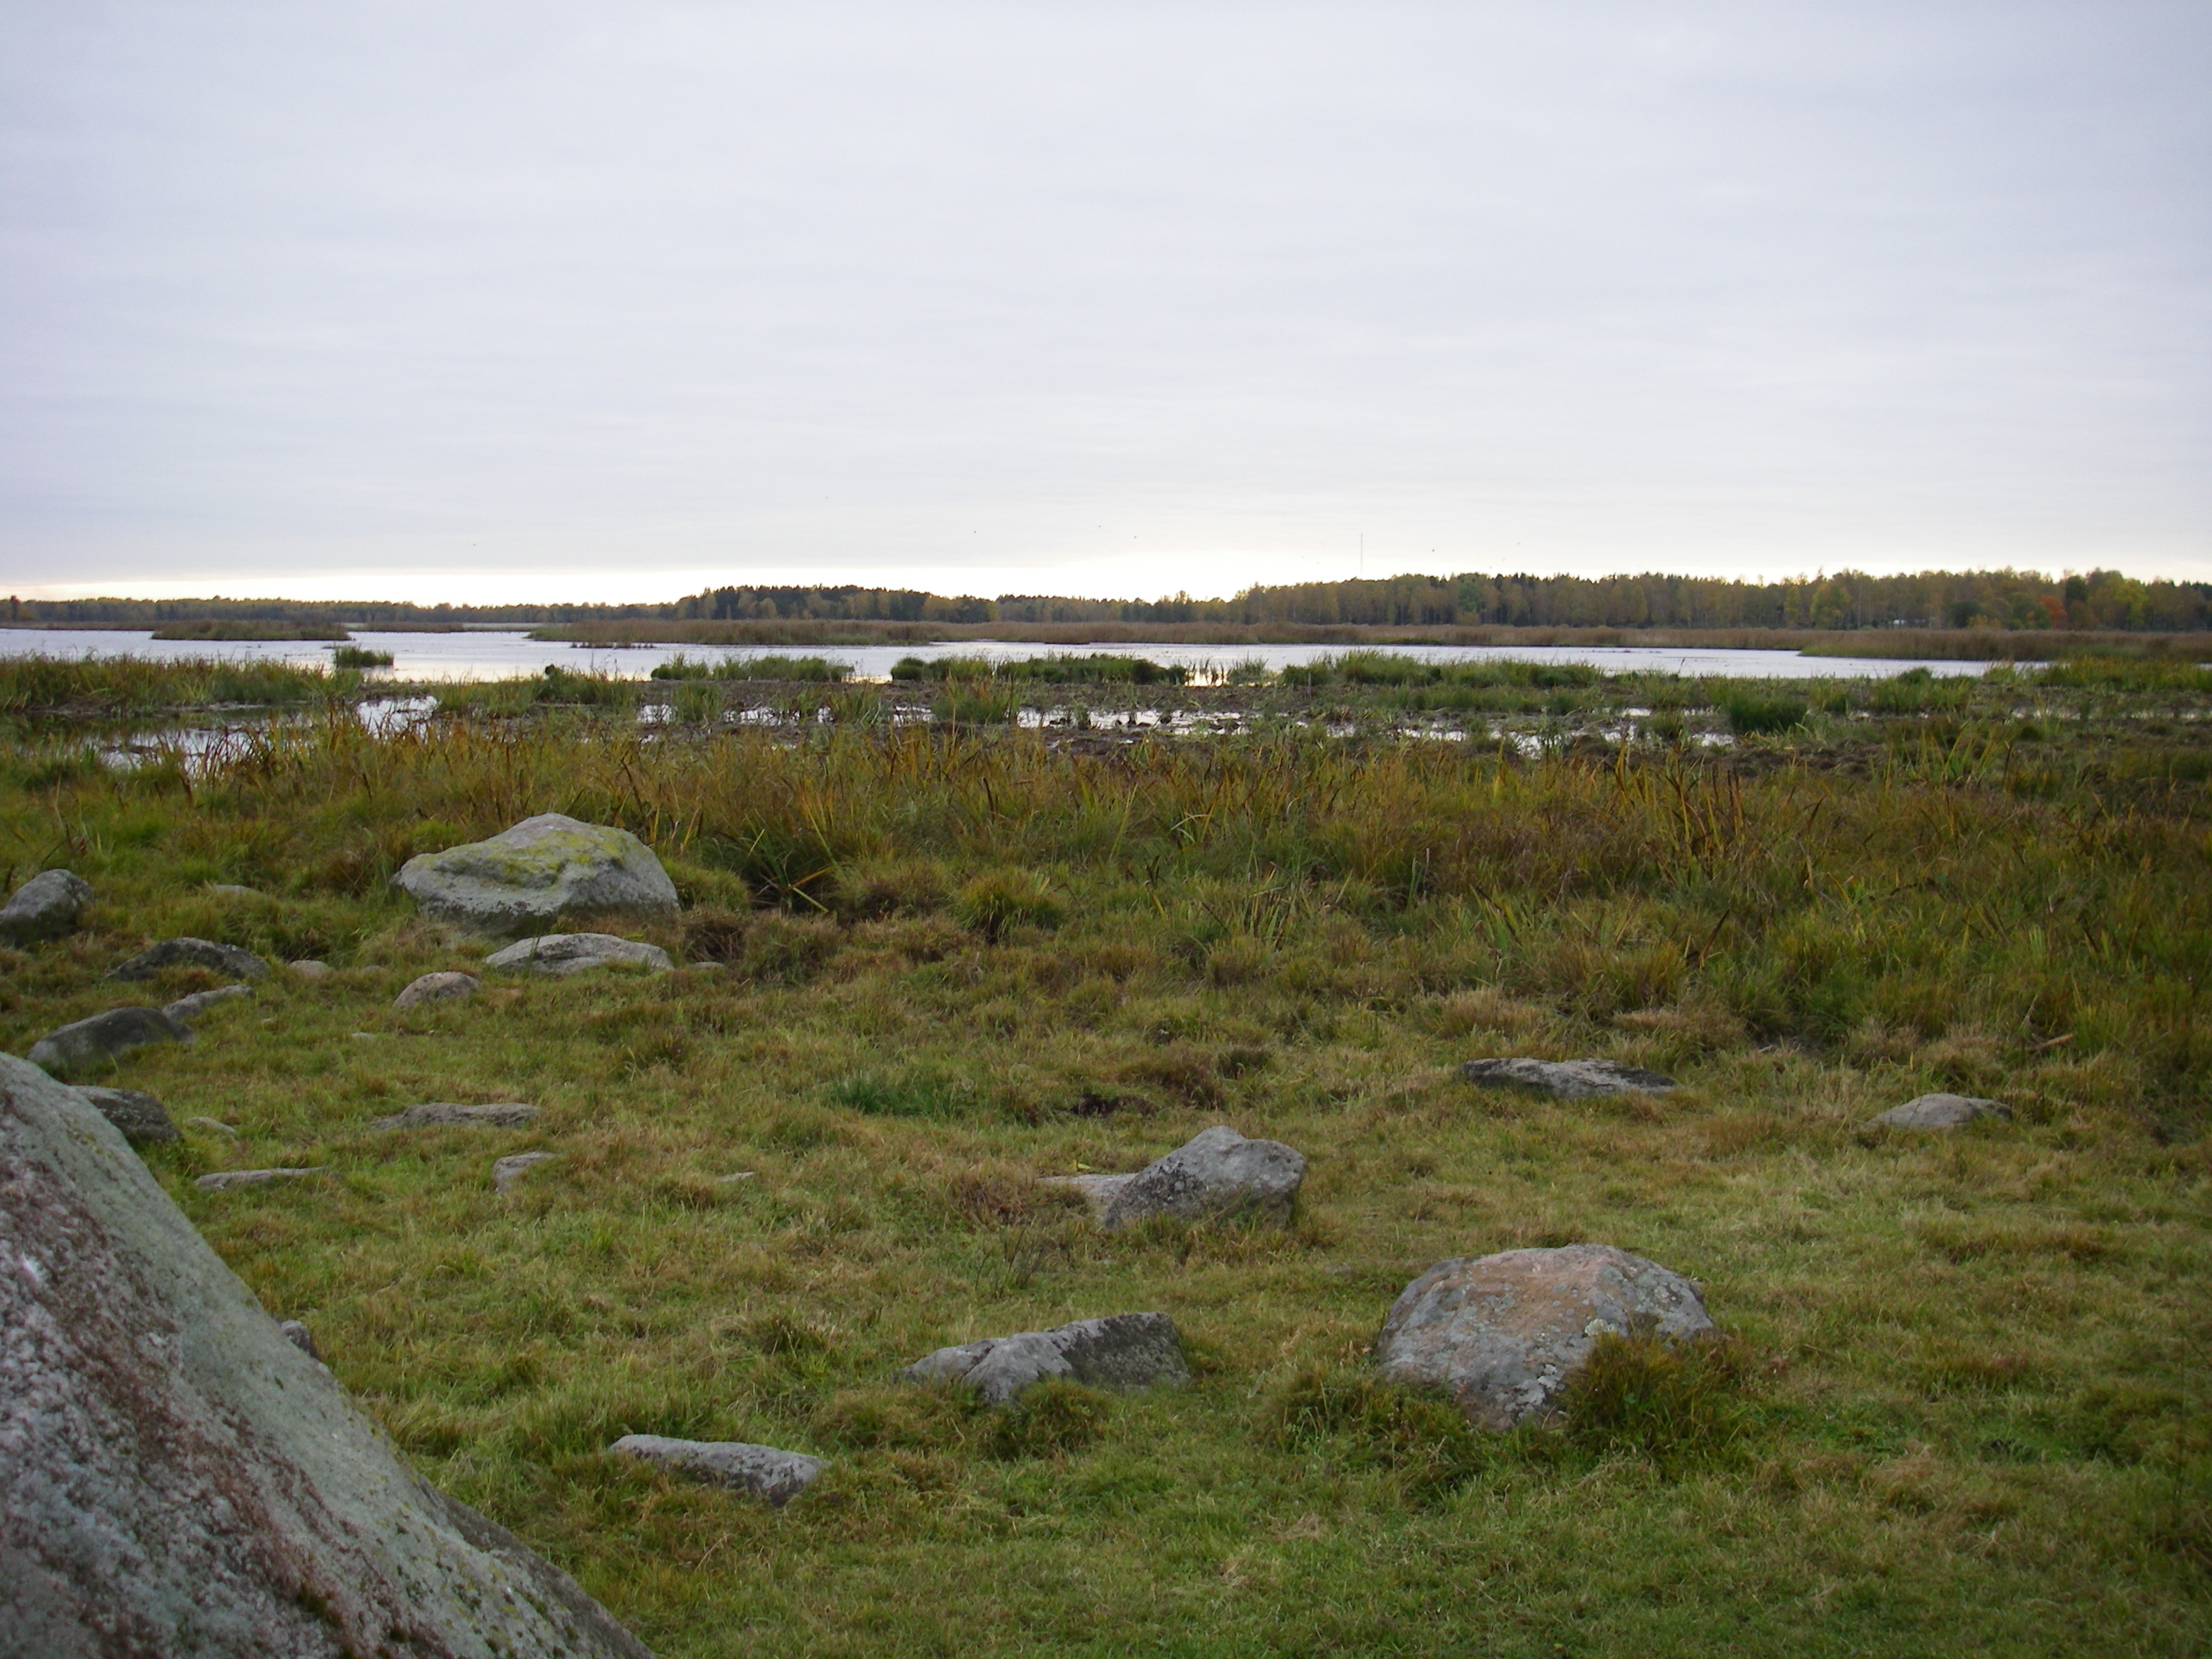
[0, 652, 342, 719]
[1, 706, 2208, 1655]
[650, 653, 853, 683]
[331, 644, 396, 669]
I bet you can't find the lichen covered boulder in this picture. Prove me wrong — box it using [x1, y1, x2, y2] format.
[0, 1053, 652, 1658]
[1051, 1125, 1305, 1231]
[393, 813, 679, 935]
[74, 1085, 180, 1146]
[0, 869, 93, 944]
[1377, 1244, 1715, 1430]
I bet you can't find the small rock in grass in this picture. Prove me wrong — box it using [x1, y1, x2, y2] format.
[1084, 1125, 1305, 1231]
[105, 937, 271, 983]
[289, 959, 333, 980]
[205, 884, 261, 899]
[1871, 1092, 2013, 1130]
[394, 971, 480, 1010]
[195, 1168, 326, 1192]
[28, 1007, 194, 1079]
[0, 868, 94, 944]
[900, 1312, 1189, 1406]
[1377, 1244, 1716, 1431]
[370, 1102, 538, 1130]
[1460, 1058, 1677, 1100]
[714, 1171, 756, 1184]
[608, 1437, 824, 1506]
[482, 933, 673, 977]
[392, 812, 680, 935]
[493, 1151, 559, 1191]
[185, 1115, 238, 1136]
[162, 984, 252, 1026]
[75, 1085, 181, 1145]
[277, 1320, 319, 1359]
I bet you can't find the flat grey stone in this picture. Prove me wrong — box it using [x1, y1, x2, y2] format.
[184, 1115, 238, 1136]
[1871, 1092, 2013, 1130]
[27, 1007, 193, 1079]
[393, 971, 480, 1010]
[1378, 1244, 1716, 1431]
[900, 1312, 1189, 1405]
[288, 958, 332, 979]
[161, 984, 251, 1026]
[392, 812, 679, 935]
[277, 1319, 319, 1359]
[609, 1436, 824, 1506]
[1460, 1058, 1678, 1100]
[483, 933, 674, 977]
[205, 884, 261, 899]
[105, 937, 271, 983]
[370, 1102, 539, 1130]
[74, 1085, 179, 1146]
[494, 1151, 559, 1191]
[1090, 1125, 1305, 1231]
[0, 868, 93, 944]
[1040, 1172, 1136, 1215]
[194, 1168, 327, 1192]
[0, 1053, 649, 1658]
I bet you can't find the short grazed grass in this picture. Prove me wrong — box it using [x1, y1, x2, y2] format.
[0, 703, 2206, 1657]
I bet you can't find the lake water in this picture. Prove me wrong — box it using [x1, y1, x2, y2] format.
[0, 629, 2001, 683]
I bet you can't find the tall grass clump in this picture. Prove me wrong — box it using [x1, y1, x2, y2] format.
[889, 653, 1187, 685]
[649, 653, 851, 682]
[331, 645, 395, 669]
[0, 653, 337, 717]
[1718, 688, 1808, 734]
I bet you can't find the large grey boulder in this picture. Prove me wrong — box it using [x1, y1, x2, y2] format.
[0, 869, 93, 944]
[74, 1085, 180, 1146]
[27, 1007, 193, 1079]
[1048, 1125, 1304, 1231]
[1871, 1092, 2012, 1130]
[393, 814, 680, 936]
[900, 1313, 1189, 1405]
[395, 971, 480, 1009]
[162, 984, 251, 1026]
[484, 934, 675, 977]
[1460, 1058, 1677, 1100]
[1378, 1244, 1716, 1431]
[372, 1102, 539, 1130]
[608, 1437, 824, 1506]
[0, 1053, 652, 1658]
[106, 937, 271, 983]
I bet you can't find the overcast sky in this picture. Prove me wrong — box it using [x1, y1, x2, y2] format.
[2, 2, 2206, 604]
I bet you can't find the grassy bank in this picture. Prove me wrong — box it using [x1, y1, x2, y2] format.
[1, 710, 2207, 1656]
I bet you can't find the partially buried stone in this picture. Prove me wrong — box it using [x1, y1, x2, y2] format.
[608, 1437, 824, 1506]
[162, 984, 251, 1026]
[494, 1151, 559, 1191]
[1871, 1092, 2013, 1130]
[106, 937, 271, 983]
[74, 1085, 180, 1145]
[483, 933, 673, 977]
[277, 1320, 319, 1359]
[28, 1007, 193, 1079]
[370, 1102, 538, 1130]
[1460, 1058, 1677, 1100]
[394, 971, 479, 1010]
[195, 1168, 326, 1192]
[1377, 1244, 1716, 1431]
[900, 1312, 1189, 1406]
[0, 868, 93, 944]
[392, 812, 680, 936]
[185, 1115, 238, 1136]
[1093, 1125, 1304, 1230]
[289, 958, 332, 980]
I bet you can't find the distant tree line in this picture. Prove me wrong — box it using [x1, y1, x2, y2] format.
[10, 567, 2207, 631]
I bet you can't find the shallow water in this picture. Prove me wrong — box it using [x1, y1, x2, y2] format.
[0, 628, 2001, 683]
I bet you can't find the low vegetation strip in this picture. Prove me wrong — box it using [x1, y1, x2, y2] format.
[0, 691, 2206, 1655]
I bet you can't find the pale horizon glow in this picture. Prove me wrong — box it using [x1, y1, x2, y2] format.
[4, 2, 2208, 601]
